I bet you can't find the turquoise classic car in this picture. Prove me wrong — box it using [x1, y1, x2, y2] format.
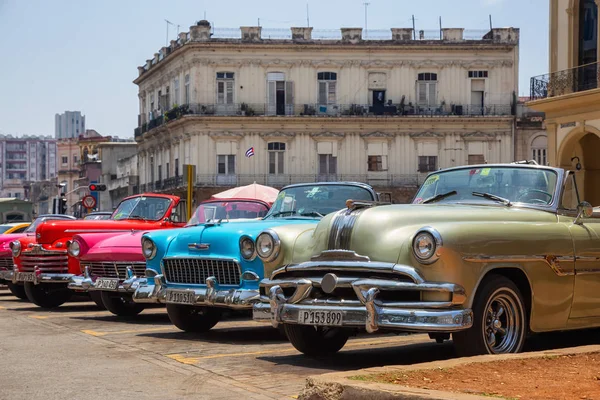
[133, 182, 378, 332]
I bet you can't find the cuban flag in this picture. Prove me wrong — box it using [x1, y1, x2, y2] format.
[245, 147, 255, 158]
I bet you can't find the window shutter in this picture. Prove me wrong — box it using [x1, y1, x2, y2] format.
[217, 81, 224, 104]
[318, 81, 327, 105]
[267, 81, 276, 115]
[428, 83, 437, 105]
[285, 81, 294, 105]
[226, 81, 234, 104]
[328, 81, 336, 104]
[417, 83, 427, 105]
[329, 156, 337, 174]
[277, 151, 284, 174]
[319, 154, 327, 174]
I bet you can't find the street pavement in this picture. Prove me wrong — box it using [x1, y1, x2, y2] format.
[2, 289, 599, 400]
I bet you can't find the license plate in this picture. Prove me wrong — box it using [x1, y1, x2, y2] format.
[16, 272, 35, 282]
[95, 278, 119, 291]
[298, 310, 343, 326]
[165, 290, 195, 305]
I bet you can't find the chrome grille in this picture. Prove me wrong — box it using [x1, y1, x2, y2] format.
[86, 262, 146, 280]
[163, 258, 241, 286]
[0, 257, 13, 270]
[20, 249, 68, 273]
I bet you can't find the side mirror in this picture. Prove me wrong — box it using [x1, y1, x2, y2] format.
[574, 201, 594, 225]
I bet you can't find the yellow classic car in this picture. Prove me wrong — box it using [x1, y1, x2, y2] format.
[0, 222, 30, 234]
[252, 162, 597, 356]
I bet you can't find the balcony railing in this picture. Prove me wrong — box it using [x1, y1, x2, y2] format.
[134, 102, 514, 138]
[530, 62, 600, 100]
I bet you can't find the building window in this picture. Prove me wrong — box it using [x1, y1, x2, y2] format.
[468, 154, 485, 165]
[73, 155, 78, 164]
[184, 74, 190, 104]
[61, 156, 68, 165]
[468, 71, 489, 78]
[317, 72, 337, 105]
[418, 156, 437, 172]
[319, 154, 337, 175]
[174, 78, 180, 105]
[216, 72, 234, 105]
[166, 162, 170, 179]
[417, 73, 438, 106]
[268, 142, 285, 174]
[217, 155, 235, 174]
[368, 156, 384, 172]
[531, 135, 548, 165]
[175, 158, 179, 177]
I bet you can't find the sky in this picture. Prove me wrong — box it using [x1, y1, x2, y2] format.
[0, 0, 548, 139]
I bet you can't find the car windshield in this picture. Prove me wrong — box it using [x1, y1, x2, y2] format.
[84, 214, 111, 220]
[413, 166, 558, 206]
[265, 184, 374, 219]
[112, 196, 172, 221]
[186, 200, 270, 226]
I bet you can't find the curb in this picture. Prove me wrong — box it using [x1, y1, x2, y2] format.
[298, 344, 600, 400]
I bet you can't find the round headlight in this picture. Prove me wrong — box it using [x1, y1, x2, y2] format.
[412, 228, 442, 264]
[142, 238, 157, 260]
[255, 230, 280, 262]
[10, 241, 21, 258]
[239, 236, 255, 260]
[68, 240, 80, 257]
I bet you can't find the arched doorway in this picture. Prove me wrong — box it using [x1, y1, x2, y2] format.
[559, 129, 600, 206]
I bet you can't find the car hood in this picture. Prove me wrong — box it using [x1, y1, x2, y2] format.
[36, 219, 161, 245]
[165, 218, 319, 259]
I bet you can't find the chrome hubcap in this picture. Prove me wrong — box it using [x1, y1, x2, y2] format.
[483, 291, 522, 353]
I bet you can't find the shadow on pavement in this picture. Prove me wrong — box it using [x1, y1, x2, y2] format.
[72, 312, 172, 325]
[139, 324, 289, 345]
[7, 303, 102, 312]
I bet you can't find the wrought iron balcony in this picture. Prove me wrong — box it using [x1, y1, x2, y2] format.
[530, 62, 600, 100]
[134, 102, 514, 138]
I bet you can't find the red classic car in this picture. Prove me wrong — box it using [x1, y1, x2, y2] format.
[0, 215, 76, 299]
[68, 198, 272, 316]
[10, 194, 187, 308]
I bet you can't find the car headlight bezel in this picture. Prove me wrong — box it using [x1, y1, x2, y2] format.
[412, 227, 442, 264]
[239, 236, 256, 260]
[255, 230, 281, 262]
[67, 240, 80, 257]
[10, 241, 21, 258]
[141, 238, 157, 260]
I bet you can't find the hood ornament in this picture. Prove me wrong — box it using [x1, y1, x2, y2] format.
[188, 243, 210, 250]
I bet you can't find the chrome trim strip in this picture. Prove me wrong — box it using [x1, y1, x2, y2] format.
[64, 229, 133, 233]
[310, 250, 370, 263]
[462, 254, 574, 277]
[575, 256, 600, 262]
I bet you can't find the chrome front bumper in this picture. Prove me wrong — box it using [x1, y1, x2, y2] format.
[11, 266, 74, 285]
[0, 269, 13, 281]
[253, 261, 473, 333]
[68, 266, 145, 293]
[133, 274, 259, 309]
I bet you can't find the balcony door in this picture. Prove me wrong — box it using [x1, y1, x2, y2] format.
[578, 0, 598, 90]
[267, 72, 293, 116]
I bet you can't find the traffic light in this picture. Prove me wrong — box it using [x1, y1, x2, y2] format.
[59, 197, 68, 214]
[88, 183, 107, 192]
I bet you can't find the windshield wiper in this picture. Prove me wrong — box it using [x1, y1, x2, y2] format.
[299, 211, 324, 218]
[269, 211, 298, 218]
[472, 192, 512, 207]
[126, 215, 148, 221]
[422, 191, 457, 204]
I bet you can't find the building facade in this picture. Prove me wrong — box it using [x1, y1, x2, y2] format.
[55, 111, 85, 139]
[98, 143, 138, 211]
[135, 23, 520, 202]
[57, 138, 80, 212]
[529, 0, 600, 205]
[0, 135, 57, 199]
[515, 99, 547, 164]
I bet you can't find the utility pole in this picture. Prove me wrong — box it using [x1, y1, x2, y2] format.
[439, 16, 442, 39]
[412, 15, 416, 40]
[363, 2, 370, 38]
[489, 14, 493, 30]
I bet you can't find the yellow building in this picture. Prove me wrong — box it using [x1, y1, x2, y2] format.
[529, 0, 600, 204]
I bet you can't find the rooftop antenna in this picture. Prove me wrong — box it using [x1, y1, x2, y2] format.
[165, 19, 175, 46]
[412, 15, 416, 40]
[439, 16, 442, 39]
[489, 14, 493, 30]
[363, 2, 370, 39]
[306, 2, 310, 27]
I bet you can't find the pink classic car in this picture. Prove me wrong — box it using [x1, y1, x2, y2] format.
[68, 198, 272, 316]
[0, 215, 75, 299]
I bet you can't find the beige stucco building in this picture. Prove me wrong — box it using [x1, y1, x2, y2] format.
[135, 22, 520, 202]
[57, 138, 80, 210]
[529, 0, 600, 205]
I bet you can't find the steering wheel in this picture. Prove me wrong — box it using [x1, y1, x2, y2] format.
[516, 189, 552, 204]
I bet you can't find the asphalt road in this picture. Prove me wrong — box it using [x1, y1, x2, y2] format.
[1, 289, 599, 400]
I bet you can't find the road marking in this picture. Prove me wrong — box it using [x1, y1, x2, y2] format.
[166, 335, 429, 364]
[0, 306, 6, 310]
[81, 326, 175, 337]
[27, 311, 111, 319]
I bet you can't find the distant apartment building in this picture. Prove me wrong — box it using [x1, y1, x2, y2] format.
[55, 111, 85, 139]
[0, 135, 57, 199]
[134, 22, 520, 202]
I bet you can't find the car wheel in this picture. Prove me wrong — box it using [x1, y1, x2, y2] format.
[24, 283, 71, 309]
[166, 304, 221, 332]
[453, 275, 527, 356]
[100, 292, 144, 317]
[89, 291, 106, 310]
[7, 282, 27, 300]
[284, 324, 349, 356]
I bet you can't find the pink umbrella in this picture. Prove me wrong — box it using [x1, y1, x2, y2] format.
[211, 182, 279, 205]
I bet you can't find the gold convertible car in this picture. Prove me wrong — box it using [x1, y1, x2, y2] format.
[252, 162, 595, 356]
